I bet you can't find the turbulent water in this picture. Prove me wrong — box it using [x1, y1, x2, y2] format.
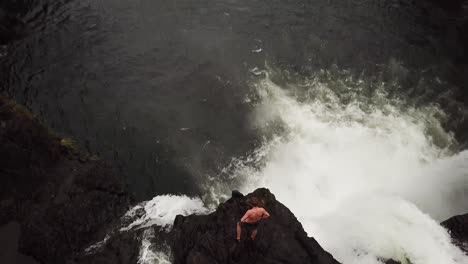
[122, 66, 468, 264]
[232, 69, 468, 263]
[2, 0, 468, 263]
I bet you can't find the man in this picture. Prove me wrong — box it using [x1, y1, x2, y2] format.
[236, 205, 270, 241]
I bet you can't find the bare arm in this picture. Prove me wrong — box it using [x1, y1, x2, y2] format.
[262, 209, 270, 218]
[241, 211, 251, 222]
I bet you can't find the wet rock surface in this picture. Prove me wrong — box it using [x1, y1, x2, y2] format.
[0, 96, 133, 263]
[442, 213, 468, 252]
[72, 229, 142, 264]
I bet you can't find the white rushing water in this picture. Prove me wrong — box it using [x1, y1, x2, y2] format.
[89, 195, 210, 264]
[121, 195, 209, 232]
[229, 70, 468, 264]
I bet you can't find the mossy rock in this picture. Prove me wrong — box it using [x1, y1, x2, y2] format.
[0, 96, 83, 157]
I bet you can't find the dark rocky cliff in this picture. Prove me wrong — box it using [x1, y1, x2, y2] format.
[0, 96, 133, 263]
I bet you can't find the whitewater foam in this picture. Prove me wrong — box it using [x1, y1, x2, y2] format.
[138, 229, 172, 264]
[84, 195, 209, 262]
[229, 71, 468, 264]
[125, 195, 209, 263]
[122, 194, 210, 232]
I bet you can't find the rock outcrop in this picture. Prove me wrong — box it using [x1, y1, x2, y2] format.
[442, 213, 468, 252]
[0, 96, 133, 263]
[171, 188, 339, 264]
[78, 188, 340, 264]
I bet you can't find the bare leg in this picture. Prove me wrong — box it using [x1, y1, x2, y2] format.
[251, 229, 258, 240]
[236, 222, 241, 241]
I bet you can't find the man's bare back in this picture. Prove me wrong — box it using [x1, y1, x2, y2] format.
[236, 206, 270, 241]
[241, 207, 270, 223]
